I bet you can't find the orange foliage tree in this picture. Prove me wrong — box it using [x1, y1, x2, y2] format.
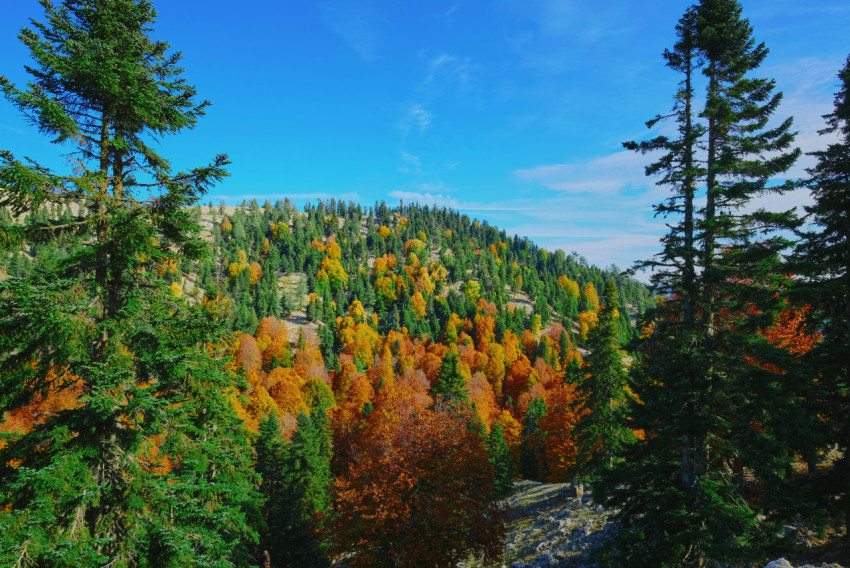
[540, 383, 588, 482]
[333, 404, 504, 568]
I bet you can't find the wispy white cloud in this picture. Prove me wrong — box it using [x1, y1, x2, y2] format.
[388, 190, 537, 212]
[318, 2, 381, 62]
[423, 53, 472, 92]
[513, 149, 655, 194]
[398, 152, 423, 175]
[398, 104, 433, 137]
[541, 234, 663, 272]
[389, 190, 459, 209]
[764, 56, 846, 181]
[497, 0, 635, 75]
[397, 52, 477, 176]
[388, 164, 665, 276]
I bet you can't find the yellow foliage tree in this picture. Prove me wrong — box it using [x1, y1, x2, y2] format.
[318, 256, 349, 292]
[557, 275, 580, 298]
[463, 280, 481, 305]
[403, 238, 426, 257]
[248, 261, 263, 286]
[578, 310, 599, 340]
[270, 221, 289, 239]
[326, 239, 342, 259]
[348, 299, 366, 323]
[583, 282, 600, 312]
[411, 292, 427, 318]
[531, 314, 542, 335]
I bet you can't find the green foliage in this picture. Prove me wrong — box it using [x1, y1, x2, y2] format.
[792, 54, 850, 530]
[303, 377, 336, 413]
[486, 423, 515, 495]
[429, 348, 468, 408]
[274, 410, 333, 568]
[0, 1, 259, 565]
[520, 397, 547, 481]
[574, 278, 635, 477]
[256, 413, 288, 563]
[599, 1, 803, 565]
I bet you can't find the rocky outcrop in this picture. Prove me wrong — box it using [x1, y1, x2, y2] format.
[764, 561, 843, 568]
[471, 480, 611, 568]
[469, 480, 847, 568]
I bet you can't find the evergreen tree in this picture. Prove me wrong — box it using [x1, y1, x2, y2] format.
[278, 410, 332, 568]
[256, 413, 288, 563]
[563, 357, 582, 386]
[794, 55, 850, 531]
[573, 278, 634, 476]
[519, 397, 547, 481]
[595, 2, 801, 566]
[486, 423, 514, 495]
[429, 347, 468, 408]
[0, 1, 259, 565]
[280, 287, 294, 317]
[623, 4, 703, 326]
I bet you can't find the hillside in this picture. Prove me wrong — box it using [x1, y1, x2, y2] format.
[4, 0, 849, 565]
[1, 197, 650, 358]
[0, 197, 650, 566]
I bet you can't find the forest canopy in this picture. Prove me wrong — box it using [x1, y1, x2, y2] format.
[1, 1, 849, 567]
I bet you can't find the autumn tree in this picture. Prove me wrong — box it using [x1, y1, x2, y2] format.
[333, 405, 504, 568]
[540, 383, 586, 482]
[0, 1, 259, 565]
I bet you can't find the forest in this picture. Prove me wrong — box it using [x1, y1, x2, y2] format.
[0, 0, 848, 567]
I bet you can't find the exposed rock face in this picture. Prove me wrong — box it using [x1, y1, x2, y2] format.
[463, 480, 611, 568]
[768, 562, 844, 568]
[463, 480, 846, 568]
[765, 561, 796, 568]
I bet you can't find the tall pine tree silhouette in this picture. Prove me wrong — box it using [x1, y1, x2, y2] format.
[596, 1, 801, 565]
[0, 1, 259, 565]
[794, 55, 850, 532]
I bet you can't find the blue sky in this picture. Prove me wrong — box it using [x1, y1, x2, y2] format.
[1, 1, 848, 274]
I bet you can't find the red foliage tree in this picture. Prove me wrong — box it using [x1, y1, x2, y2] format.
[333, 403, 504, 567]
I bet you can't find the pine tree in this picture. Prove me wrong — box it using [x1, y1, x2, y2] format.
[0, 1, 259, 565]
[573, 278, 634, 476]
[278, 410, 332, 568]
[280, 287, 294, 317]
[519, 397, 547, 480]
[256, 413, 288, 563]
[486, 423, 514, 495]
[794, 55, 850, 531]
[430, 347, 468, 408]
[595, 1, 801, 565]
[623, 4, 704, 327]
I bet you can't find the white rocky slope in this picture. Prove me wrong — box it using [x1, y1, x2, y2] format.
[463, 480, 845, 568]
